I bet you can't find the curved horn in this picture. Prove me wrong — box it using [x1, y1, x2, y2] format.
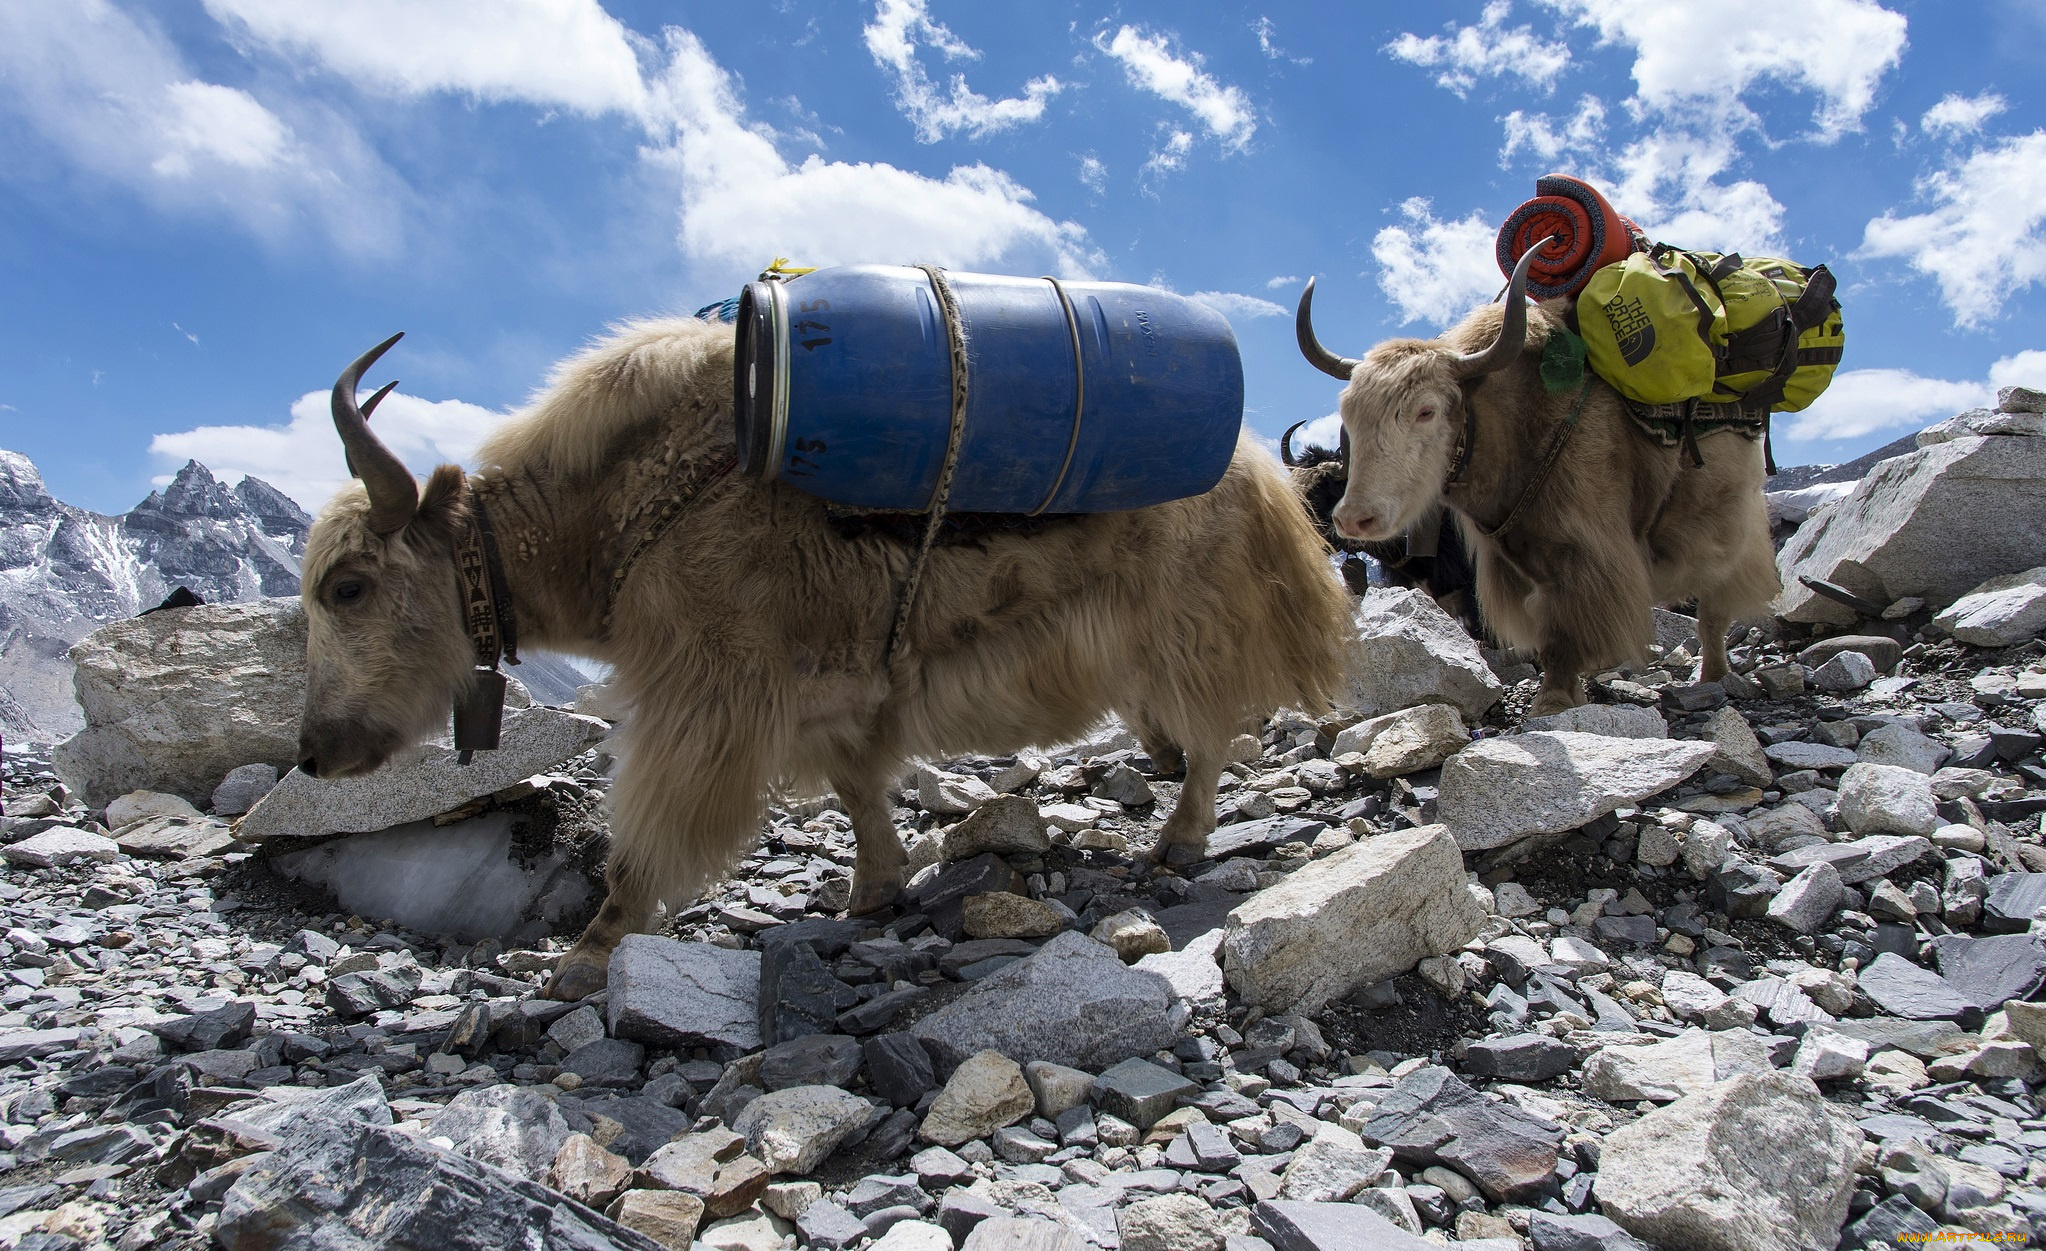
[332, 333, 417, 534]
[1279, 419, 1310, 467]
[1296, 277, 1361, 381]
[1453, 234, 1555, 379]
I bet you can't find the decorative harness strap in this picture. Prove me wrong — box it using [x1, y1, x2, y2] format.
[600, 451, 738, 632]
[1463, 377, 1593, 545]
[883, 264, 972, 677]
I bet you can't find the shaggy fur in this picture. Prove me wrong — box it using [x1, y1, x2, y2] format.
[299, 318, 1354, 997]
[1325, 299, 1779, 715]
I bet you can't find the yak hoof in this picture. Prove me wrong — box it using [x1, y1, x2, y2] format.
[847, 873, 904, 918]
[1144, 837, 1206, 868]
[543, 956, 608, 1003]
[1528, 690, 1577, 717]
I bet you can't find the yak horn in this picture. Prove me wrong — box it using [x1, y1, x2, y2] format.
[1453, 234, 1556, 379]
[1295, 277, 1361, 381]
[332, 333, 418, 535]
[1279, 419, 1310, 467]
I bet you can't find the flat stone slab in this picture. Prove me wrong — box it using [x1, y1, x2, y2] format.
[1205, 816, 1326, 860]
[911, 932, 1181, 1073]
[1762, 741, 1860, 771]
[1767, 835, 1931, 885]
[1437, 732, 1715, 851]
[237, 707, 608, 841]
[607, 935, 762, 1051]
[1856, 953, 1973, 1022]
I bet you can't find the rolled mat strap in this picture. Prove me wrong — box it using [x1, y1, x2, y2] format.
[1496, 174, 1641, 301]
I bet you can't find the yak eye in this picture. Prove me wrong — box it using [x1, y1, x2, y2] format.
[1414, 406, 1438, 424]
[332, 580, 366, 605]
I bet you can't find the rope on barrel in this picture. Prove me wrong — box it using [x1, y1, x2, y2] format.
[885, 264, 972, 677]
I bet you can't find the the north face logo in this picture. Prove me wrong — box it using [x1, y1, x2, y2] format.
[1604, 293, 1656, 366]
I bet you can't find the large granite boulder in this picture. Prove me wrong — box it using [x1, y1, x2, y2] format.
[53, 598, 307, 807]
[1777, 434, 2046, 623]
[1340, 588, 1503, 721]
[1437, 732, 1716, 852]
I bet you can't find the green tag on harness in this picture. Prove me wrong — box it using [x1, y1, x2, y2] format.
[1540, 328, 1587, 394]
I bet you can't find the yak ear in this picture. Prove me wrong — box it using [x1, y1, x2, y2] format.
[410, 464, 469, 542]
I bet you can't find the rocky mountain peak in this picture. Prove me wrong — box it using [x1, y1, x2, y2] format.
[0, 451, 57, 517]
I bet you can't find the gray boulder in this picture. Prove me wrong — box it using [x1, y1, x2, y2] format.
[1593, 1071, 1862, 1251]
[911, 931, 1182, 1072]
[236, 707, 608, 841]
[1340, 588, 1503, 721]
[1437, 732, 1715, 851]
[54, 598, 307, 807]
[1777, 434, 2046, 623]
[607, 935, 762, 1050]
[1932, 566, 2046, 646]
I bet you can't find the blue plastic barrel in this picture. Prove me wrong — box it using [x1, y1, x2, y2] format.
[731, 265, 1242, 514]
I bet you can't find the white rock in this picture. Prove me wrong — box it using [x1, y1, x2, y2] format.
[1660, 970, 1758, 1031]
[1492, 882, 1540, 918]
[919, 768, 997, 816]
[1090, 909, 1171, 962]
[1548, 936, 1610, 973]
[1635, 823, 1681, 867]
[234, 707, 608, 841]
[1856, 723, 1949, 775]
[1134, 927, 1226, 1013]
[1222, 824, 1483, 1012]
[1699, 707, 1771, 788]
[573, 682, 630, 722]
[1681, 820, 1734, 879]
[1767, 862, 1844, 934]
[1522, 704, 1668, 739]
[868, 1221, 951, 1251]
[942, 794, 1051, 860]
[104, 790, 202, 829]
[1276, 1123, 1390, 1201]
[1437, 732, 1716, 852]
[1836, 763, 1940, 837]
[1791, 1028, 1869, 1081]
[1594, 1071, 1862, 1251]
[1, 826, 121, 868]
[1118, 1194, 1227, 1251]
[918, 1050, 1033, 1147]
[1582, 1031, 1718, 1103]
[53, 598, 307, 808]
[1328, 704, 1468, 779]
[1932, 566, 2046, 646]
[1777, 435, 2046, 625]
[732, 1085, 876, 1174]
[1811, 651, 1876, 693]
[1340, 588, 1504, 721]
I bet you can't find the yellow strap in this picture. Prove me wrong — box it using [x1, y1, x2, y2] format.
[761, 257, 816, 278]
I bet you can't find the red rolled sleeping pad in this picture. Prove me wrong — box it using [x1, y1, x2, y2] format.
[1495, 174, 1644, 300]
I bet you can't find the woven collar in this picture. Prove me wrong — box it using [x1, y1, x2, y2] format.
[454, 486, 519, 670]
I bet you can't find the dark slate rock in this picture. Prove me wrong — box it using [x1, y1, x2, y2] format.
[760, 1034, 863, 1091]
[1463, 1034, 1576, 1082]
[57, 1065, 137, 1099]
[936, 1189, 1003, 1244]
[939, 940, 1038, 978]
[1591, 915, 1657, 947]
[843, 1174, 929, 1218]
[0, 1186, 59, 1220]
[1857, 953, 1976, 1022]
[759, 940, 853, 1046]
[1152, 896, 1237, 950]
[1092, 1057, 1196, 1131]
[865, 1107, 919, 1161]
[560, 1038, 644, 1086]
[837, 986, 927, 1036]
[1704, 862, 1783, 919]
[910, 931, 1180, 1073]
[569, 1095, 693, 1165]
[324, 968, 422, 1018]
[1254, 1199, 1433, 1250]
[1841, 1194, 1939, 1248]
[1985, 873, 2046, 934]
[1361, 1066, 1564, 1203]
[907, 854, 1023, 939]
[1927, 933, 2046, 1011]
[153, 1001, 255, 1052]
[757, 917, 861, 959]
[214, 1117, 664, 1251]
[1206, 817, 1326, 860]
[1529, 1211, 1653, 1251]
[863, 1033, 935, 1108]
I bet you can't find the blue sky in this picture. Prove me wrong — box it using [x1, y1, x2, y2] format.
[2, 0, 2042, 514]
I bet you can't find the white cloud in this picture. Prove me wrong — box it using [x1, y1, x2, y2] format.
[192, 4, 1101, 281]
[0, 0, 400, 252]
[1537, 0, 1907, 140]
[1609, 130, 1785, 252]
[1387, 1, 1572, 97]
[1077, 155, 1106, 194]
[1190, 291, 1286, 321]
[1861, 130, 2046, 328]
[1783, 350, 2046, 442]
[1094, 26, 1256, 152]
[1291, 413, 1345, 452]
[203, 0, 651, 117]
[644, 30, 1099, 280]
[1253, 16, 1310, 65]
[1921, 91, 2007, 139]
[1500, 94, 1606, 163]
[151, 389, 505, 510]
[1266, 275, 1300, 289]
[1142, 130, 1195, 179]
[863, 0, 1063, 142]
[1371, 198, 1503, 327]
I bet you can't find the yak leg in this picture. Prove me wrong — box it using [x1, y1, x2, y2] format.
[1150, 736, 1224, 866]
[1529, 633, 1590, 717]
[1695, 601, 1733, 684]
[545, 865, 659, 1001]
[834, 765, 906, 917]
[1132, 710, 1186, 775]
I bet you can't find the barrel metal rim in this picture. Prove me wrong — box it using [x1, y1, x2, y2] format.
[762, 279, 792, 484]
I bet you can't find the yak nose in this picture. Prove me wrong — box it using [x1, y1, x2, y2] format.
[297, 757, 320, 779]
[1335, 511, 1379, 539]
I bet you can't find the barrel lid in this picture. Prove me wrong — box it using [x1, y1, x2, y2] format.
[733, 281, 783, 477]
